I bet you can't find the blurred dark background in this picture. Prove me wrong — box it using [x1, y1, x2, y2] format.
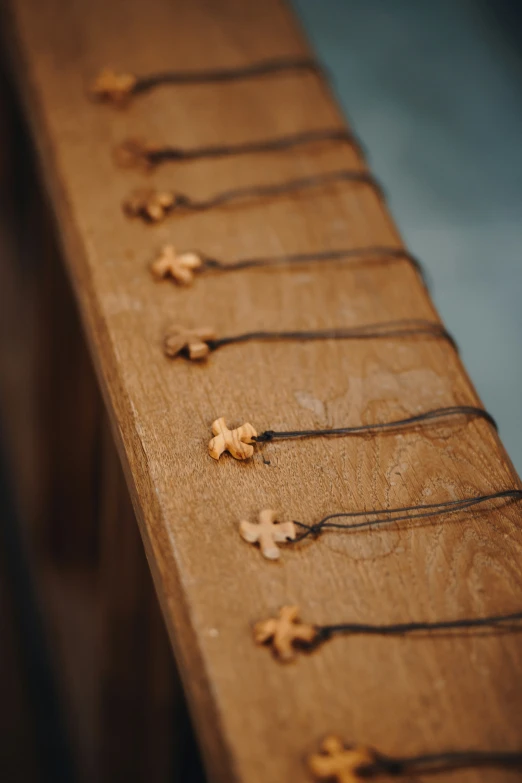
[1, 1, 522, 781]
[294, 0, 522, 473]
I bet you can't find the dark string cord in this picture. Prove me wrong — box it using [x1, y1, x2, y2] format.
[292, 488, 522, 541]
[152, 244, 429, 291]
[124, 169, 383, 222]
[182, 169, 382, 207]
[116, 128, 363, 169]
[200, 245, 416, 274]
[91, 57, 323, 104]
[257, 598, 522, 661]
[134, 56, 322, 93]
[206, 320, 456, 353]
[376, 748, 522, 776]
[197, 245, 427, 286]
[254, 405, 497, 445]
[316, 608, 522, 643]
[314, 743, 522, 779]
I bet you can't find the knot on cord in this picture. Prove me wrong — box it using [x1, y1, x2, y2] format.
[253, 430, 276, 443]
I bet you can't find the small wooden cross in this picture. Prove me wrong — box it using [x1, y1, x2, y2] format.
[164, 326, 216, 360]
[239, 510, 296, 560]
[114, 138, 161, 170]
[253, 605, 318, 661]
[123, 189, 175, 222]
[150, 245, 203, 285]
[208, 417, 257, 461]
[308, 737, 376, 783]
[89, 68, 137, 103]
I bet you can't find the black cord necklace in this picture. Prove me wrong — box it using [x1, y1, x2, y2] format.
[150, 244, 426, 288]
[239, 489, 522, 560]
[123, 169, 383, 223]
[163, 319, 455, 362]
[254, 603, 522, 662]
[208, 406, 497, 461]
[308, 736, 522, 782]
[253, 406, 495, 445]
[115, 128, 363, 170]
[89, 56, 323, 104]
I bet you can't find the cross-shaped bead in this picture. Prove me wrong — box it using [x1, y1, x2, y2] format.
[123, 189, 175, 222]
[239, 510, 296, 560]
[115, 138, 161, 170]
[208, 417, 257, 461]
[308, 737, 376, 783]
[150, 245, 203, 285]
[253, 605, 318, 661]
[164, 326, 216, 361]
[89, 68, 137, 103]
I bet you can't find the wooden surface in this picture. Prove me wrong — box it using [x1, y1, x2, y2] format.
[4, 0, 522, 781]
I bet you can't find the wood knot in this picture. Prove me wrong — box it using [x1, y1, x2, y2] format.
[89, 68, 137, 104]
[239, 510, 296, 560]
[150, 245, 203, 285]
[253, 605, 318, 661]
[123, 189, 175, 222]
[308, 738, 377, 782]
[164, 326, 216, 361]
[208, 418, 257, 461]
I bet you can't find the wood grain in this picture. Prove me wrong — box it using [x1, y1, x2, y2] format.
[4, 0, 522, 781]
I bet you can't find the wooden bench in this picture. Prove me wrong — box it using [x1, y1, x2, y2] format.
[1, 0, 521, 781]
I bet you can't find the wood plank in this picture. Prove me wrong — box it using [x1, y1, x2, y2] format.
[3, 1, 522, 781]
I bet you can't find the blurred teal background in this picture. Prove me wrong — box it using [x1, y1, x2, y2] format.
[293, 0, 522, 474]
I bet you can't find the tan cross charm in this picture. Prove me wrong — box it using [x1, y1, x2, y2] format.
[239, 510, 296, 560]
[253, 605, 318, 662]
[164, 326, 216, 361]
[89, 68, 137, 103]
[114, 138, 162, 170]
[208, 418, 257, 461]
[308, 737, 377, 783]
[150, 245, 203, 285]
[123, 189, 175, 222]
